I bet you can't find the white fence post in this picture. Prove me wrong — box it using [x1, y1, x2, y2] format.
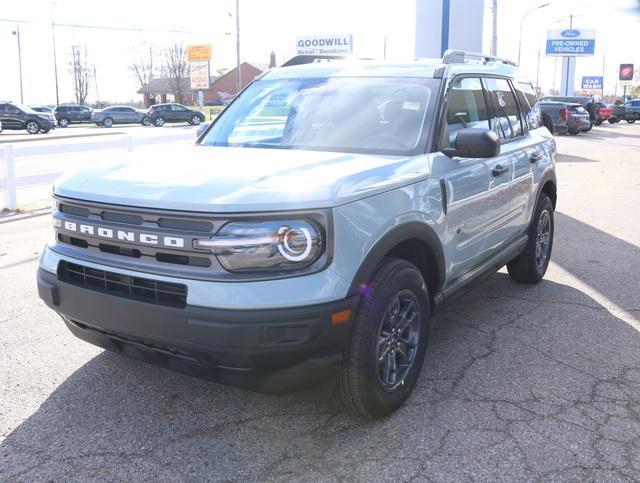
[2, 145, 17, 211]
[123, 135, 134, 152]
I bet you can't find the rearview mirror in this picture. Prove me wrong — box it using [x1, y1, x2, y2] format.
[442, 128, 500, 159]
[196, 122, 210, 138]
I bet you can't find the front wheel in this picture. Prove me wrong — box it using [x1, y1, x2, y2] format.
[190, 115, 201, 125]
[142, 117, 151, 126]
[103, 117, 114, 128]
[338, 258, 430, 419]
[594, 119, 603, 126]
[57, 118, 69, 128]
[26, 121, 40, 134]
[154, 117, 165, 127]
[569, 130, 579, 135]
[627, 119, 636, 124]
[507, 194, 554, 284]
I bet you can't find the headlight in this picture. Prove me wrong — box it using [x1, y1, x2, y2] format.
[194, 220, 323, 273]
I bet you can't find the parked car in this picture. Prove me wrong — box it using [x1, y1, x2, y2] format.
[30, 106, 57, 127]
[623, 99, 640, 123]
[0, 120, 2, 133]
[53, 104, 93, 127]
[147, 103, 205, 127]
[565, 103, 592, 134]
[609, 104, 625, 123]
[91, 106, 151, 127]
[0, 102, 54, 134]
[39, 51, 558, 418]
[539, 101, 568, 135]
[540, 95, 592, 107]
[594, 102, 612, 125]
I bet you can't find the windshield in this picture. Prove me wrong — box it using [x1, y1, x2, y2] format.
[201, 77, 436, 155]
[15, 104, 39, 114]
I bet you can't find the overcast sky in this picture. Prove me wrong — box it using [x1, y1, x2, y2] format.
[0, 0, 638, 105]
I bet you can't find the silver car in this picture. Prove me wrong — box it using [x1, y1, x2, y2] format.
[91, 105, 151, 127]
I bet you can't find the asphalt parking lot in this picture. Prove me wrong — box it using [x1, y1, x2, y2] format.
[1, 123, 639, 481]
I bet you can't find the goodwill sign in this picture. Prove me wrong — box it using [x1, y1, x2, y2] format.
[546, 28, 596, 56]
[296, 34, 353, 56]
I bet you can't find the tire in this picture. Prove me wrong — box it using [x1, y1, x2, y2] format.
[190, 115, 201, 125]
[627, 119, 636, 124]
[338, 258, 430, 419]
[26, 120, 40, 134]
[569, 130, 579, 135]
[154, 116, 165, 127]
[507, 194, 554, 284]
[608, 118, 617, 124]
[41, 128, 51, 134]
[581, 123, 593, 133]
[58, 118, 69, 128]
[142, 117, 151, 126]
[594, 119, 602, 126]
[103, 117, 113, 128]
[543, 118, 554, 135]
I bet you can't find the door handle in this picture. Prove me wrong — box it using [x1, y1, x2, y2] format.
[530, 151, 542, 163]
[492, 164, 508, 177]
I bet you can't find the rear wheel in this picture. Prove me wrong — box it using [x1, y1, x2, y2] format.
[507, 194, 554, 284]
[58, 118, 69, 128]
[338, 258, 430, 419]
[627, 119, 636, 124]
[608, 118, 617, 124]
[594, 119, 603, 126]
[154, 116, 165, 127]
[26, 121, 40, 134]
[103, 117, 113, 128]
[190, 115, 201, 125]
[569, 130, 579, 135]
[142, 116, 151, 126]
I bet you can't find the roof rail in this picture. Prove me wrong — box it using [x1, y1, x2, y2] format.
[442, 50, 517, 67]
[281, 55, 348, 67]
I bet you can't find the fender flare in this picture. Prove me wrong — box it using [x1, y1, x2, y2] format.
[347, 221, 446, 297]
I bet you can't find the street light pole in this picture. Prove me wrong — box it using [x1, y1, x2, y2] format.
[235, 0, 241, 94]
[517, 3, 551, 67]
[12, 25, 24, 104]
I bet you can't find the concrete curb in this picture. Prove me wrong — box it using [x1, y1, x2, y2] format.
[0, 131, 126, 144]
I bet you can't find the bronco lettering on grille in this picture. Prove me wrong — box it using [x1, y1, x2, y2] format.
[56, 219, 185, 248]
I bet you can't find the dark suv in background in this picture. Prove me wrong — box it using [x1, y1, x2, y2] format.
[0, 102, 54, 134]
[148, 103, 205, 127]
[53, 104, 93, 127]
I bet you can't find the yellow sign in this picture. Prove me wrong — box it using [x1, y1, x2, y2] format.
[187, 44, 212, 62]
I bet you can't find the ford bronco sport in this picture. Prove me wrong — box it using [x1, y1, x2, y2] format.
[38, 51, 557, 419]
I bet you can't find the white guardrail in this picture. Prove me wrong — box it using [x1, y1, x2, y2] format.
[0, 135, 135, 211]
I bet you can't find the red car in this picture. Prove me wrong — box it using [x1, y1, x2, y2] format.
[594, 102, 612, 125]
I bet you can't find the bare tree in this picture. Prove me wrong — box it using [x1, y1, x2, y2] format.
[70, 45, 92, 105]
[130, 44, 158, 88]
[164, 42, 190, 104]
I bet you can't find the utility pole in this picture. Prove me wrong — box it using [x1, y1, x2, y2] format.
[490, 0, 498, 56]
[235, 0, 241, 94]
[51, 10, 60, 105]
[12, 25, 24, 104]
[93, 66, 100, 108]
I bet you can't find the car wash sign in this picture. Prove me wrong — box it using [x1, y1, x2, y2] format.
[296, 34, 353, 56]
[582, 76, 603, 90]
[546, 28, 595, 56]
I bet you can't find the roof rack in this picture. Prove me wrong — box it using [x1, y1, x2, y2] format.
[441, 50, 517, 67]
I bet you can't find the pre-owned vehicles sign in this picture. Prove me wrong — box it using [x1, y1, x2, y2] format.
[296, 34, 353, 56]
[546, 28, 595, 56]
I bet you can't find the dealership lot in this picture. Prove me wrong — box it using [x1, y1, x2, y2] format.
[0, 123, 639, 480]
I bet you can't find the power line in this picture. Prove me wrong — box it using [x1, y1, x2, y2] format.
[0, 18, 197, 34]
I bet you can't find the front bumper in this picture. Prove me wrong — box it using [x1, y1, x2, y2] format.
[37, 268, 359, 393]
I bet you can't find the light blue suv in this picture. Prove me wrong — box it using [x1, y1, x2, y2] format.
[38, 51, 557, 418]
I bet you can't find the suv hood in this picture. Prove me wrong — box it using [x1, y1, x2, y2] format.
[54, 144, 430, 213]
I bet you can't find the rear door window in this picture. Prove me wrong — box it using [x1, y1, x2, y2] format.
[516, 82, 542, 130]
[484, 78, 524, 141]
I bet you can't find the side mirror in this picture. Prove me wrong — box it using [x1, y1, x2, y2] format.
[196, 122, 210, 138]
[442, 128, 500, 159]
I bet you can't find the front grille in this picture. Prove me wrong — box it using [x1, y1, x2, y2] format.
[58, 261, 187, 308]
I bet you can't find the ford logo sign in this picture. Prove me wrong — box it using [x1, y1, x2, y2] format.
[561, 29, 580, 38]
